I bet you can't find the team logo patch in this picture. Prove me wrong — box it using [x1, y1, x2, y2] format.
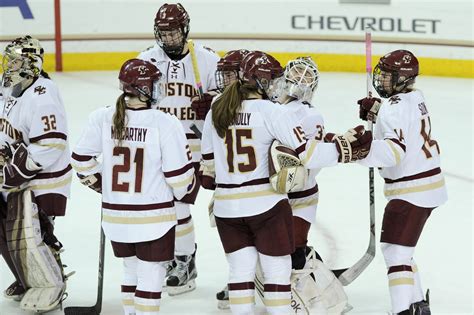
[389, 96, 401, 105]
[34, 86, 46, 95]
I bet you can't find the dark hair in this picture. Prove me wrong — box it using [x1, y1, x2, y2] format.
[40, 70, 51, 79]
[212, 81, 259, 138]
[112, 94, 128, 145]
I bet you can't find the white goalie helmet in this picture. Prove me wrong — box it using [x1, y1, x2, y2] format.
[280, 56, 319, 103]
[2, 35, 44, 88]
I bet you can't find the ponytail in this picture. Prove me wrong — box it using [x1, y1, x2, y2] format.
[112, 94, 128, 145]
[212, 81, 258, 138]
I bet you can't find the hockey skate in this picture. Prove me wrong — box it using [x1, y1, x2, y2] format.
[166, 252, 197, 296]
[162, 259, 177, 291]
[3, 281, 26, 301]
[216, 285, 229, 309]
[409, 289, 430, 315]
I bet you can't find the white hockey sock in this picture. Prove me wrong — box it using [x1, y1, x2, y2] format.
[135, 260, 166, 315]
[382, 243, 416, 313]
[122, 256, 138, 315]
[227, 247, 258, 315]
[259, 253, 292, 315]
[175, 202, 196, 256]
[411, 259, 424, 303]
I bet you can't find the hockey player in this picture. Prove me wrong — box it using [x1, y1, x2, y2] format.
[200, 51, 372, 315]
[356, 50, 447, 315]
[71, 58, 196, 315]
[137, 3, 220, 294]
[274, 56, 349, 314]
[0, 35, 72, 312]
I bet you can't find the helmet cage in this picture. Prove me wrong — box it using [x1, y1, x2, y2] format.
[283, 57, 319, 102]
[154, 3, 190, 56]
[215, 69, 239, 93]
[373, 63, 416, 98]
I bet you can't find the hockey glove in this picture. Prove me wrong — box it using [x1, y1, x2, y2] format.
[2, 142, 42, 189]
[77, 173, 102, 194]
[332, 125, 373, 163]
[357, 97, 381, 123]
[191, 93, 214, 120]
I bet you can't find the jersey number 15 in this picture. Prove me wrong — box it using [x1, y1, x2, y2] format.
[224, 129, 257, 173]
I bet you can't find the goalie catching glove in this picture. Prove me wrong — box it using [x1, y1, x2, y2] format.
[325, 125, 373, 163]
[268, 140, 307, 194]
[1, 141, 42, 189]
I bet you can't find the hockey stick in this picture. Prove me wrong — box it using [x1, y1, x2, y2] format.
[64, 224, 105, 315]
[332, 28, 376, 286]
[187, 39, 203, 139]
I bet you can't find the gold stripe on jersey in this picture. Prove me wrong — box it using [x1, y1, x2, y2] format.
[264, 298, 292, 307]
[389, 278, 414, 287]
[412, 265, 419, 273]
[214, 189, 279, 200]
[302, 140, 318, 165]
[29, 176, 72, 190]
[134, 304, 160, 312]
[292, 198, 319, 210]
[168, 174, 194, 189]
[103, 213, 177, 224]
[384, 179, 445, 197]
[386, 139, 401, 165]
[190, 145, 201, 152]
[229, 296, 255, 305]
[72, 163, 97, 173]
[176, 225, 194, 237]
[36, 143, 67, 151]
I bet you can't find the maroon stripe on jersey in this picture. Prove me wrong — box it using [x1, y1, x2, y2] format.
[30, 132, 67, 143]
[71, 152, 94, 162]
[288, 184, 319, 199]
[388, 265, 413, 274]
[264, 284, 291, 292]
[386, 138, 406, 152]
[125, 107, 151, 111]
[228, 282, 255, 291]
[121, 285, 137, 293]
[202, 153, 214, 160]
[102, 201, 174, 211]
[217, 178, 269, 189]
[177, 215, 192, 225]
[163, 163, 194, 178]
[295, 143, 306, 155]
[186, 133, 200, 140]
[135, 290, 162, 299]
[384, 167, 441, 184]
[35, 164, 72, 180]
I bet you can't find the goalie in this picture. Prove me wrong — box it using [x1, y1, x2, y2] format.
[0, 36, 72, 312]
[266, 57, 350, 314]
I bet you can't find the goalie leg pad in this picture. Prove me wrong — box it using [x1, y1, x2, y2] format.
[5, 189, 65, 312]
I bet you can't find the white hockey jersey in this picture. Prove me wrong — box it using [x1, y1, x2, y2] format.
[0, 77, 72, 212]
[201, 99, 339, 218]
[138, 43, 220, 162]
[72, 106, 195, 243]
[358, 90, 447, 208]
[284, 100, 325, 224]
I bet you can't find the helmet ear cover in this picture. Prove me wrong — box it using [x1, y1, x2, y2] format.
[118, 59, 164, 104]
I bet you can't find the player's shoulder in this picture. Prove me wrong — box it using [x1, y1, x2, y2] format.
[153, 109, 181, 127]
[138, 43, 165, 61]
[25, 77, 60, 106]
[88, 105, 113, 124]
[195, 43, 220, 60]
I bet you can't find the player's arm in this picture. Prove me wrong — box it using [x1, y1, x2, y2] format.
[199, 112, 216, 190]
[161, 116, 197, 201]
[71, 109, 104, 193]
[357, 104, 406, 168]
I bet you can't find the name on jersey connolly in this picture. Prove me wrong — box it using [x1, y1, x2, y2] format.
[291, 16, 440, 34]
[233, 113, 251, 126]
[111, 126, 148, 142]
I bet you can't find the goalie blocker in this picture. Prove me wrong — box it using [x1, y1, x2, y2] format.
[5, 189, 67, 313]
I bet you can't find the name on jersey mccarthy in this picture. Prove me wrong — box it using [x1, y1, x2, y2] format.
[0, 118, 23, 141]
[110, 126, 148, 142]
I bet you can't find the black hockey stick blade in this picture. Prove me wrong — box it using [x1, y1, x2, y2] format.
[64, 306, 100, 315]
[190, 123, 202, 139]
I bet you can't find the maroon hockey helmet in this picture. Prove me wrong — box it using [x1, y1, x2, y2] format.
[154, 3, 190, 55]
[373, 50, 419, 98]
[118, 59, 162, 101]
[215, 49, 250, 92]
[239, 51, 283, 97]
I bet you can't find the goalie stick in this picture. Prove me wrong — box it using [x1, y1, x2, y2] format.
[64, 224, 106, 315]
[187, 39, 203, 139]
[332, 28, 376, 286]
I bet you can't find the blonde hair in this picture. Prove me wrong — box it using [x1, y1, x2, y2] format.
[212, 81, 258, 138]
[112, 94, 128, 145]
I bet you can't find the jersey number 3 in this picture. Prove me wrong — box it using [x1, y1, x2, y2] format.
[112, 147, 144, 192]
[224, 129, 257, 173]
